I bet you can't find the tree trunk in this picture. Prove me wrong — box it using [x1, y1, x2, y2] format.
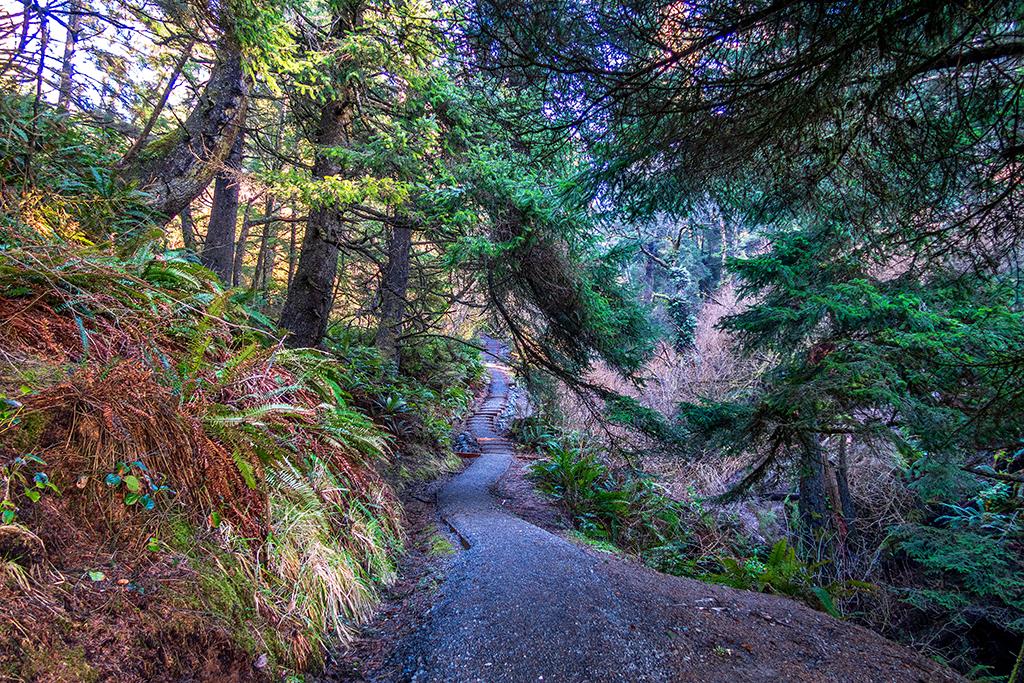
[253, 197, 277, 291]
[180, 205, 196, 250]
[702, 219, 724, 293]
[797, 431, 831, 552]
[287, 210, 298, 288]
[279, 203, 343, 347]
[117, 41, 193, 169]
[125, 34, 249, 220]
[259, 228, 276, 289]
[642, 241, 658, 304]
[835, 435, 856, 533]
[374, 217, 414, 371]
[30, 7, 49, 161]
[232, 200, 253, 286]
[253, 103, 283, 292]
[57, 1, 81, 109]
[278, 3, 363, 348]
[201, 131, 244, 282]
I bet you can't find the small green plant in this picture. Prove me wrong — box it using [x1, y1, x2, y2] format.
[104, 460, 174, 510]
[0, 386, 30, 432]
[705, 539, 857, 618]
[427, 531, 456, 556]
[531, 443, 609, 513]
[511, 417, 564, 453]
[1, 453, 59, 523]
[528, 429, 689, 553]
[568, 530, 619, 554]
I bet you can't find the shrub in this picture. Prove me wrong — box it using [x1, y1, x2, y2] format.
[526, 426, 687, 552]
[704, 538, 867, 617]
[522, 418, 864, 619]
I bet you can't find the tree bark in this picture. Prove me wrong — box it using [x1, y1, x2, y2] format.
[201, 131, 244, 282]
[253, 196, 277, 291]
[287, 208, 298, 288]
[125, 34, 249, 220]
[797, 431, 831, 552]
[57, 1, 81, 109]
[232, 200, 253, 286]
[835, 435, 856, 532]
[30, 6, 49, 162]
[279, 204, 342, 346]
[374, 217, 414, 370]
[252, 102, 283, 292]
[278, 3, 363, 348]
[180, 205, 196, 250]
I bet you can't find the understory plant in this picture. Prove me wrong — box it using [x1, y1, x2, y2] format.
[521, 415, 859, 616]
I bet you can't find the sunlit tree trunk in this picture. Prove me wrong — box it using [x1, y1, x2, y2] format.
[201, 131, 244, 282]
[253, 197, 277, 291]
[180, 205, 196, 250]
[125, 33, 249, 220]
[232, 200, 253, 286]
[118, 41, 193, 169]
[56, 1, 81, 109]
[287, 209, 298, 288]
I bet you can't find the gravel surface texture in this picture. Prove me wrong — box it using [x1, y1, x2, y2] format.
[380, 339, 963, 683]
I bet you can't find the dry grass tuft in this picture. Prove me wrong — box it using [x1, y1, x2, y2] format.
[0, 240, 406, 670]
[19, 361, 263, 540]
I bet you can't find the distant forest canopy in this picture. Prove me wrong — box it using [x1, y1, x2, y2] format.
[1, 0, 1023, 679]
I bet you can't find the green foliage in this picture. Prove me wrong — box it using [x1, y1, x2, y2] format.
[531, 443, 609, 516]
[436, 125, 658, 378]
[318, 328, 483, 464]
[510, 417, 563, 453]
[427, 531, 456, 556]
[603, 394, 678, 444]
[522, 417, 867, 618]
[893, 481, 1024, 635]
[524, 423, 686, 552]
[705, 539, 860, 618]
[0, 453, 58, 524]
[0, 94, 155, 245]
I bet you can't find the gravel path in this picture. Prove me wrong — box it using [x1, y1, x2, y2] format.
[386, 340, 962, 683]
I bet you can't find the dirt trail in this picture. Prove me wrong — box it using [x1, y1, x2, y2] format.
[383, 340, 961, 683]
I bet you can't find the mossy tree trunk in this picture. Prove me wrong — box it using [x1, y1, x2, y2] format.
[374, 217, 414, 371]
[201, 131, 244, 283]
[124, 34, 249, 221]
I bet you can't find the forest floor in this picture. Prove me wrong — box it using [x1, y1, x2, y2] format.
[320, 344, 963, 683]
